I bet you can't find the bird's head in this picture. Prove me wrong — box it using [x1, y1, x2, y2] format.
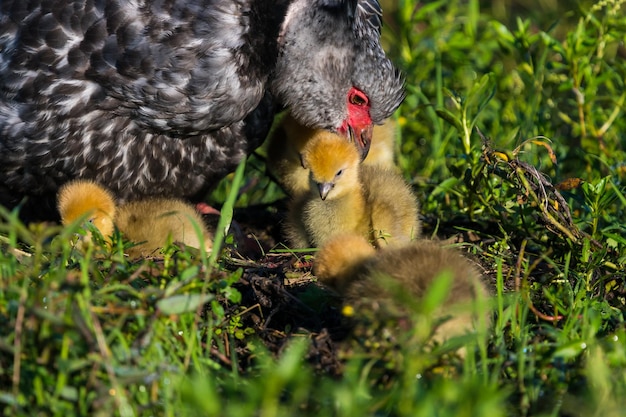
[272, 0, 404, 160]
[57, 180, 117, 248]
[314, 233, 376, 291]
[300, 130, 361, 201]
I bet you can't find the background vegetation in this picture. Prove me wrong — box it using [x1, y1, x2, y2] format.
[1, 0, 626, 415]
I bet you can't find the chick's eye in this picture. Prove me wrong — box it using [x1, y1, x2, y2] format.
[335, 169, 344, 178]
[349, 90, 368, 106]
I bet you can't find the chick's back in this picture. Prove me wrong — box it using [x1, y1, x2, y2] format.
[116, 199, 213, 257]
[347, 240, 486, 304]
[361, 165, 420, 246]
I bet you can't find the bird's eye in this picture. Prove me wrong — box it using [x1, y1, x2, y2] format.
[336, 169, 344, 178]
[349, 89, 368, 107]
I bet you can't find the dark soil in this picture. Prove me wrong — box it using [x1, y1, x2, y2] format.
[210, 200, 506, 377]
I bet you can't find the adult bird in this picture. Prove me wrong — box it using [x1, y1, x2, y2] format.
[0, 0, 404, 220]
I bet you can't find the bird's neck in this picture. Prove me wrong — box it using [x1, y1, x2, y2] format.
[245, 0, 293, 76]
[277, 0, 304, 47]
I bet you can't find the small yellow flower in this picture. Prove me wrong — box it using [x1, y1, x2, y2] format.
[342, 305, 355, 317]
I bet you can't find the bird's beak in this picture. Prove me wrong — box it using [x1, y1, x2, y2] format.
[318, 182, 334, 201]
[348, 124, 373, 161]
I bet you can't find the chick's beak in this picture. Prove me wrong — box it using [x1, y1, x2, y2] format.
[318, 182, 334, 201]
[348, 123, 373, 161]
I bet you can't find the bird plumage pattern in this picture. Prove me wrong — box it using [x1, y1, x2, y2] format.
[314, 233, 489, 348]
[266, 112, 398, 197]
[284, 130, 419, 248]
[57, 179, 213, 257]
[0, 0, 404, 219]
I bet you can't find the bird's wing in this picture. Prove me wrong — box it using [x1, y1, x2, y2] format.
[0, 0, 277, 135]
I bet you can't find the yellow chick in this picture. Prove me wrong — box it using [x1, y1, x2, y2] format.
[314, 234, 489, 349]
[266, 113, 398, 197]
[57, 180, 212, 257]
[284, 131, 419, 249]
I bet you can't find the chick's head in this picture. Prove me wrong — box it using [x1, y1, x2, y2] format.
[301, 131, 361, 200]
[314, 233, 376, 292]
[57, 180, 117, 242]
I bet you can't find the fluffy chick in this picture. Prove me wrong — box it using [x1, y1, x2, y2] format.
[267, 113, 398, 197]
[57, 180, 117, 246]
[314, 234, 489, 347]
[284, 131, 419, 248]
[57, 180, 212, 257]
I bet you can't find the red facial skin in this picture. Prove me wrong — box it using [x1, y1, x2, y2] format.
[196, 202, 221, 215]
[337, 87, 373, 160]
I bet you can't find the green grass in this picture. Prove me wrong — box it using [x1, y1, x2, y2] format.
[2, 1, 626, 415]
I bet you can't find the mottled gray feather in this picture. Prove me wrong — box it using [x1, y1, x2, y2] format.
[0, 0, 403, 220]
